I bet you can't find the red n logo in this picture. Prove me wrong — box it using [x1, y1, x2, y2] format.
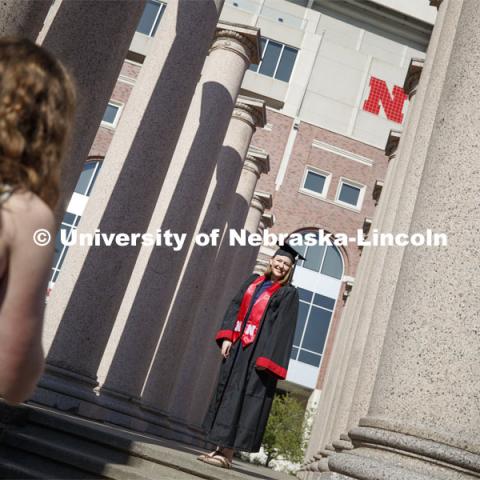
[363, 77, 407, 124]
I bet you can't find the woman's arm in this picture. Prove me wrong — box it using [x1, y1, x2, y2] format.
[255, 286, 299, 380]
[0, 192, 55, 404]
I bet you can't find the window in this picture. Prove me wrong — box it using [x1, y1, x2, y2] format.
[101, 102, 122, 128]
[297, 240, 343, 280]
[290, 286, 335, 367]
[301, 168, 331, 198]
[249, 37, 298, 82]
[49, 160, 102, 287]
[136, 0, 166, 37]
[335, 178, 366, 210]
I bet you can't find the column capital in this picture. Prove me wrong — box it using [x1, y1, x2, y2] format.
[258, 212, 274, 234]
[212, 22, 260, 64]
[385, 129, 402, 160]
[251, 191, 272, 214]
[403, 58, 424, 99]
[233, 95, 266, 129]
[244, 146, 270, 177]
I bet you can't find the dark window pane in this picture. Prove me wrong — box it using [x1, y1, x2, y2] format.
[102, 104, 119, 125]
[62, 212, 77, 226]
[294, 301, 309, 346]
[290, 347, 298, 359]
[151, 4, 166, 36]
[298, 287, 313, 303]
[259, 41, 282, 77]
[249, 37, 267, 71]
[302, 244, 325, 272]
[339, 183, 360, 206]
[302, 306, 332, 354]
[275, 46, 298, 82]
[53, 226, 72, 271]
[313, 293, 335, 310]
[136, 0, 160, 35]
[75, 162, 97, 195]
[304, 171, 326, 194]
[321, 246, 343, 279]
[52, 269, 60, 282]
[298, 350, 321, 367]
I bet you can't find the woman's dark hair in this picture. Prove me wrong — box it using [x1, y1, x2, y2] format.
[0, 38, 76, 208]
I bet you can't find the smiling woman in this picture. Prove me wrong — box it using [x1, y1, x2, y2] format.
[198, 244, 303, 469]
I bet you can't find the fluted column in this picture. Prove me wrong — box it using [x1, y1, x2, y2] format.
[0, 0, 51, 39]
[326, 1, 479, 478]
[39, 0, 147, 222]
[39, 0, 224, 406]
[101, 96, 265, 413]
[105, 24, 260, 410]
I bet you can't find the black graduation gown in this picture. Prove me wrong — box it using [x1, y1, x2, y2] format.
[203, 274, 299, 452]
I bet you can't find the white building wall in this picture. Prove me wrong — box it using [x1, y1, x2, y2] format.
[220, 0, 432, 148]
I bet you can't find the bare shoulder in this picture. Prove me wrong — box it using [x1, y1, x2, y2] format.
[1, 191, 55, 244]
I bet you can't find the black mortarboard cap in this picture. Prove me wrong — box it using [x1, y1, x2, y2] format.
[274, 242, 306, 263]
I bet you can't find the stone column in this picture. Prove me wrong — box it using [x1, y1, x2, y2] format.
[185, 189, 271, 427]
[38, 0, 147, 223]
[345, 0, 460, 454]
[97, 23, 260, 409]
[244, 211, 274, 279]
[0, 0, 52, 39]
[220, 191, 273, 314]
[303, 145, 401, 473]
[326, 1, 480, 478]
[303, 8, 447, 470]
[101, 96, 265, 412]
[209, 157, 271, 325]
[39, 0, 224, 407]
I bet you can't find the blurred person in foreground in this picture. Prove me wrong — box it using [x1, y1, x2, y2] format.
[0, 38, 75, 404]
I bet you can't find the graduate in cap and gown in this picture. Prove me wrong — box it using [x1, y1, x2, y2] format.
[199, 244, 304, 469]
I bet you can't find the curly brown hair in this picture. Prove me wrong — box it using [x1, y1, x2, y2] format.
[0, 38, 76, 209]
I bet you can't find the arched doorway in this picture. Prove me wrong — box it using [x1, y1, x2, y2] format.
[286, 230, 344, 389]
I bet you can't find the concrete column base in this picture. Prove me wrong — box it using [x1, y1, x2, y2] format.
[322, 426, 480, 480]
[31, 383, 213, 449]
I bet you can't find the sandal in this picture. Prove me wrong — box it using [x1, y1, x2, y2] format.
[197, 449, 220, 461]
[202, 453, 232, 469]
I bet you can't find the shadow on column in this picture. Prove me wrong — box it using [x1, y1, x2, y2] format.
[184, 191, 251, 426]
[102, 81, 234, 402]
[47, 2, 219, 381]
[150, 145, 245, 419]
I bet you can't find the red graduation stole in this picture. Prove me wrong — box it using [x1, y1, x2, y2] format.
[232, 275, 282, 347]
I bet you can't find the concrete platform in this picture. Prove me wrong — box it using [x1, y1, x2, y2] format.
[0, 403, 294, 480]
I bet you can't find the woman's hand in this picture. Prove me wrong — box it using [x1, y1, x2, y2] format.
[221, 340, 232, 359]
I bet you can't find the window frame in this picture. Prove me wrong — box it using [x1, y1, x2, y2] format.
[137, 0, 167, 37]
[291, 287, 335, 367]
[335, 177, 366, 211]
[299, 166, 331, 199]
[250, 37, 298, 82]
[101, 101, 123, 129]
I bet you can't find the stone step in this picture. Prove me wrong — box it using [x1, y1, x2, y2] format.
[24, 405, 260, 480]
[0, 443, 99, 479]
[1, 423, 201, 480]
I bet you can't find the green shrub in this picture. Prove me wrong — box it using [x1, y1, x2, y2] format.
[262, 393, 305, 467]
